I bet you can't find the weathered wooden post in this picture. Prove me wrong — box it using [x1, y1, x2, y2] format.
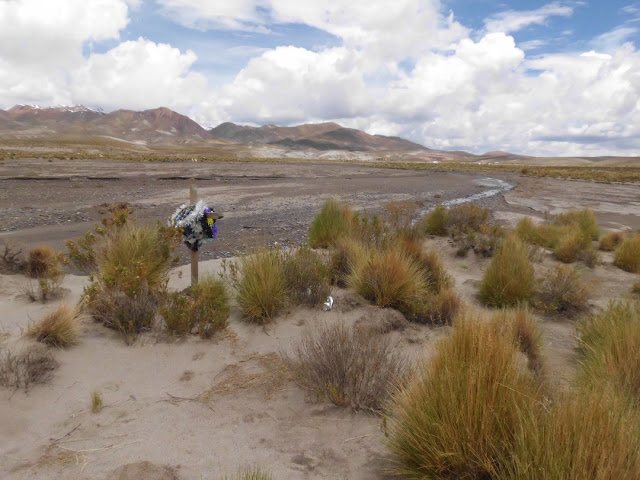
[190, 181, 199, 286]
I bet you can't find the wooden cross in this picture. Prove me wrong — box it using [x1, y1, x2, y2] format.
[190, 181, 198, 286]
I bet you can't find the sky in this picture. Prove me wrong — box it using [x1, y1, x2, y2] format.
[1, 0, 639, 156]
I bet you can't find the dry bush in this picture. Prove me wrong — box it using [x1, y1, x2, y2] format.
[553, 231, 591, 264]
[86, 283, 158, 343]
[0, 240, 26, 273]
[385, 201, 420, 239]
[308, 198, 352, 248]
[401, 288, 462, 326]
[480, 234, 534, 307]
[84, 221, 179, 342]
[614, 234, 640, 273]
[397, 237, 452, 293]
[26, 304, 81, 348]
[329, 236, 369, 287]
[285, 322, 407, 412]
[422, 204, 448, 236]
[22, 245, 66, 302]
[493, 306, 545, 377]
[633, 281, 640, 295]
[386, 312, 541, 479]
[0, 344, 58, 391]
[600, 231, 625, 251]
[219, 467, 273, 480]
[500, 390, 640, 480]
[554, 209, 600, 241]
[95, 222, 179, 296]
[236, 249, 287, 323]
[446, 203, 490, 232]
[472, 223, 506, 258]
[348, 210, 389, 248]
[66, 203, 131, 273]
[577, 302, 640, 401]
[282, 246, 331, 306]
[91, 389, 103, 413]
[347, 244, 427, 309]
[535, 264, 591, 317]
[160, 276, 230, 338]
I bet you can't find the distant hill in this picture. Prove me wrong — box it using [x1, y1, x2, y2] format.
[209, 121, 427, 152]
[0, 105, 428, 152]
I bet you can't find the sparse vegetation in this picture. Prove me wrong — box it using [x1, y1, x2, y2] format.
[0, 240, 25, 273]
[26, 304, 81, 348]
[386, 312, 541, 479]
[282, 246, 331, 306]
[160, 276, 230, 337]
[535, 264, 591, 317]
[285, 322, 407, 412]
[235, 249, 287, 323]
[614, 234, 640, 273]
[480, 234, 534, 307]
[600, 231, 625, 251]
[0, 344, 58, 391]
[385, 200, 420, 240]
[91, 389, 103, 413]
[577, 302, 640, 401]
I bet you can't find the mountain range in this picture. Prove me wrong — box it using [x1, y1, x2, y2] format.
[0, 105, 428, 153]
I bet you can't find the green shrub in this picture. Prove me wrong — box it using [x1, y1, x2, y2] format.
[600, 231, 625, 251]
[387, 312, 541, 479]
[308, 198, 351, 248]
[236, 249, 287, 323]
[422, 205, 448, 236]
[516, 218, 574, 249]
[501, 391, 640, 480]
[347, 244, 427, 309]
[480, 234, 534, 307]
[282, 246, 331, 306]
[285, 322, 407, 412]
[614, 234, 640, 273]
[161, 276, 230, 338]
[577, 302, 640, 401]
[26, 304, 81, 348]
[535, 264, 591, 317]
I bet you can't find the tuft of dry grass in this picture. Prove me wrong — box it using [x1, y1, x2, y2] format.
[614, 234, 640, 273]
[91, 389, 103, 413]
[386, 312, 542, 479]
[0, 344, 58, 391]
[401, 288, 463, 326]
[480, 234, 534, 307]
[493, 306, 546, 377]
[282, 246, 331, 306]
[308, 198, 352, 248]
[347, 244, 427, 309]
[22, 245, 67, 302]
[600, 231, 625, 251]
[235, 249, 287, 323]
[500, 390, 640, 480]
[535, 264, 591, 317]
[329, 236, 369, 287]
[397, 237, 452, 293]
[26, 245, 60, 278]
[576, 302, 640, 401]
[26, 304, 81, 348]
[285, 322, 407, 412]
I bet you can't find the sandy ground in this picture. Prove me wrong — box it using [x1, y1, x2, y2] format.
[1, 159, 639, 479]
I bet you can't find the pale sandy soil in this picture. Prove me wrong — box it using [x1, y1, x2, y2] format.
[1, 160, 639, 479]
